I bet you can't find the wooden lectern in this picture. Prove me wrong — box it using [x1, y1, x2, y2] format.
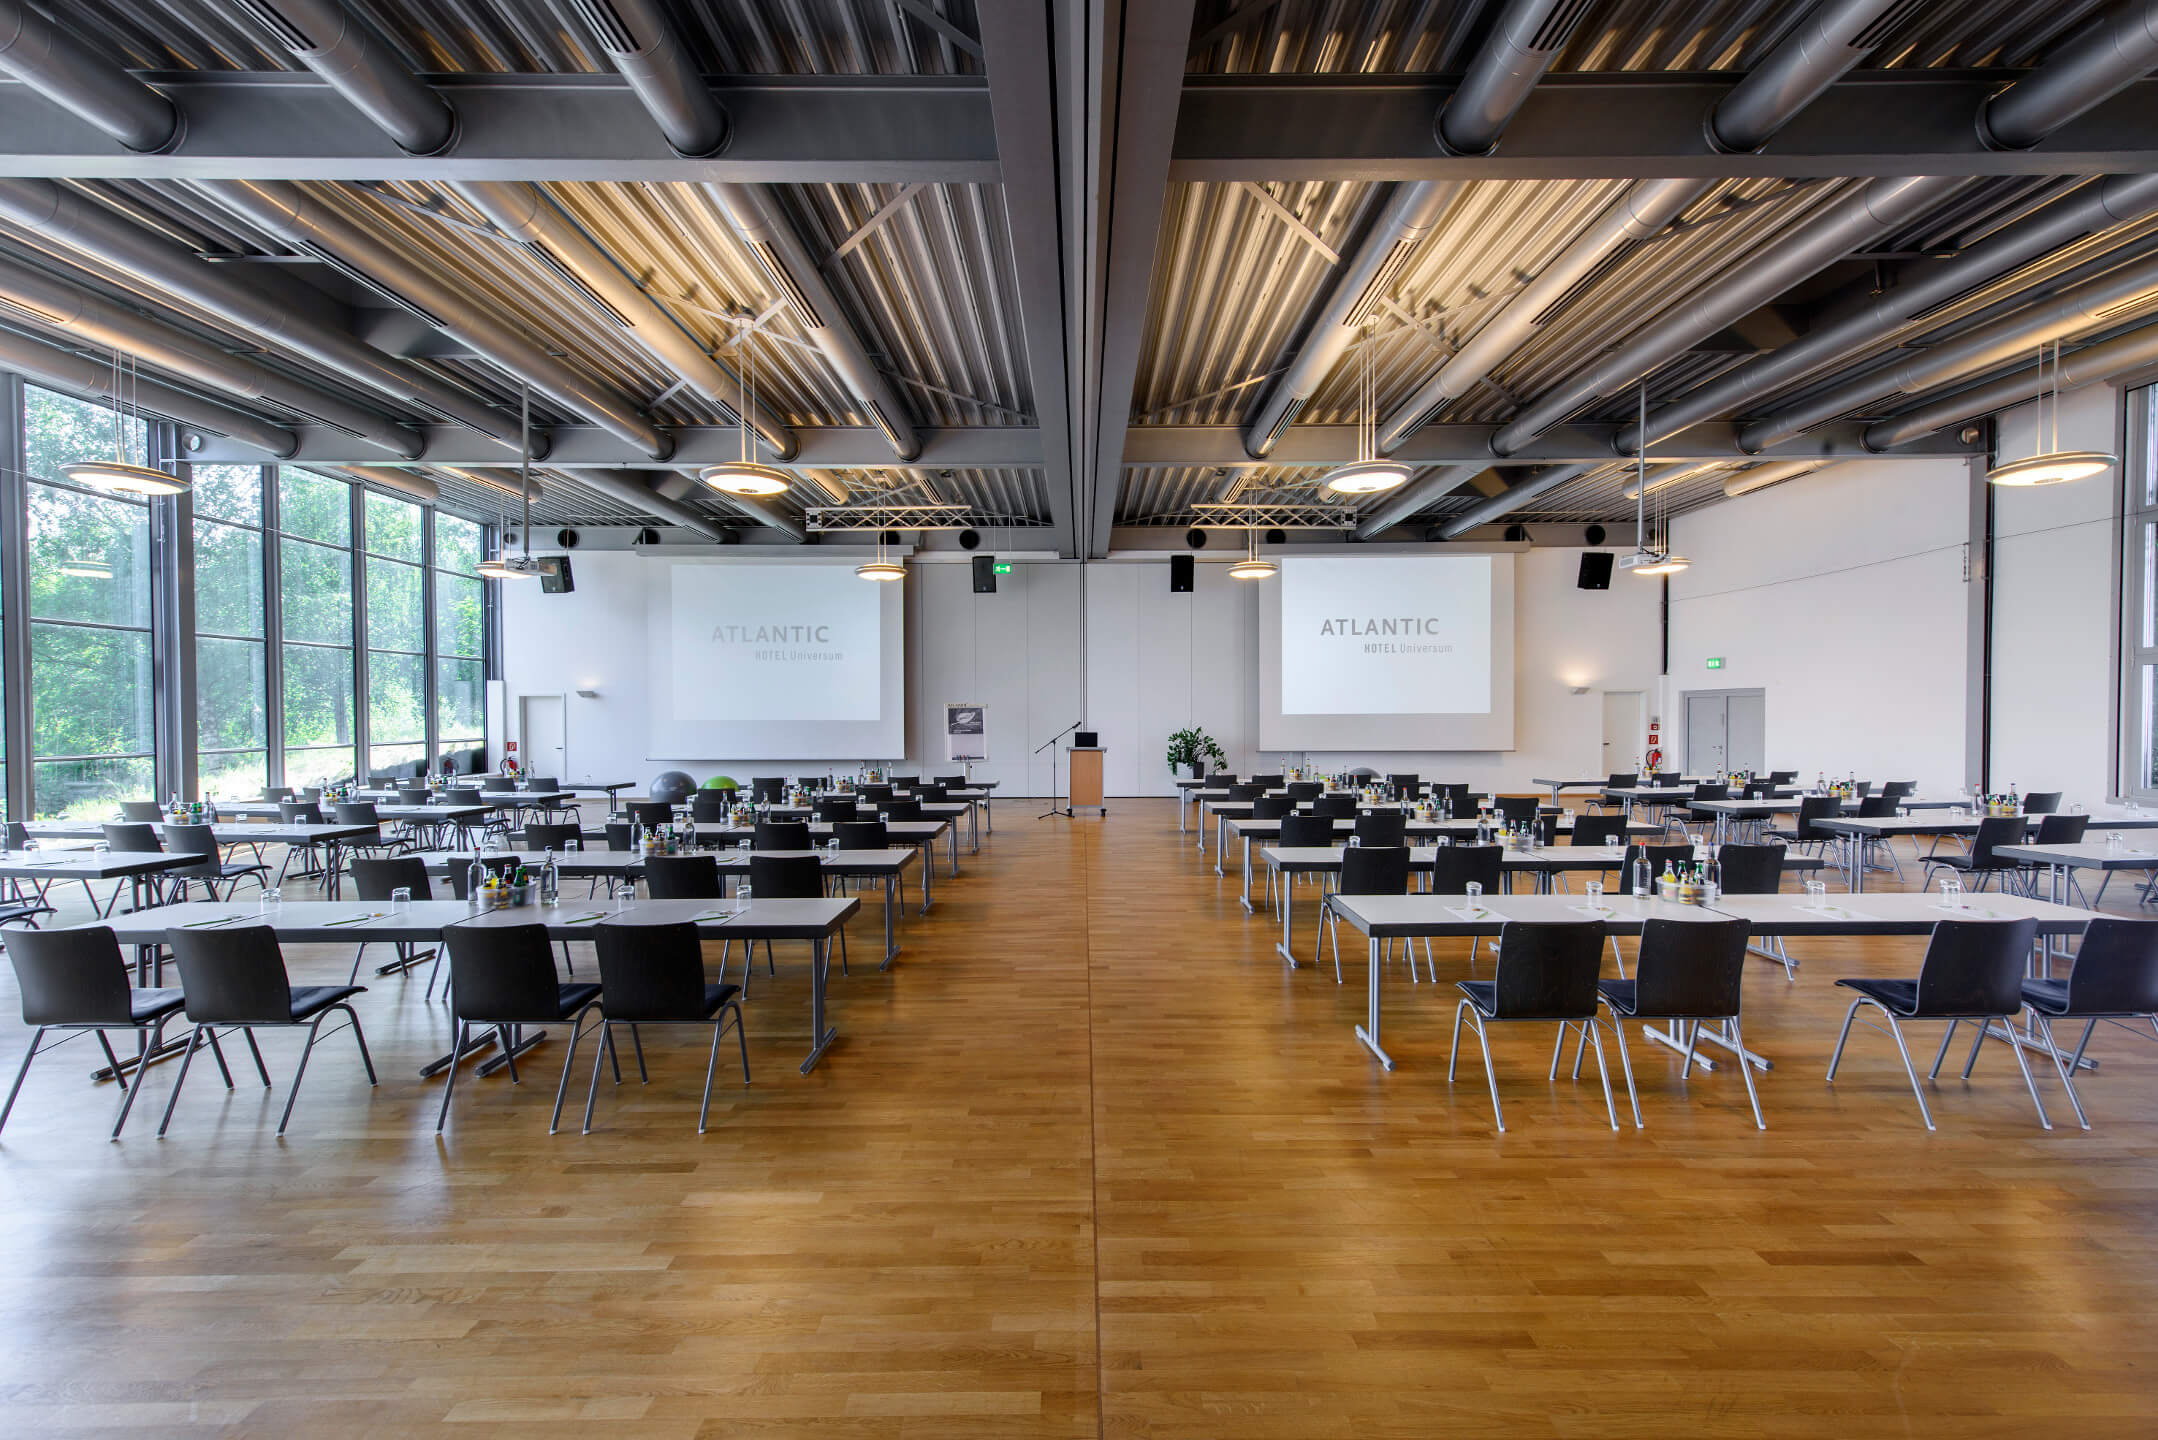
[1068, 747, 1107, 817]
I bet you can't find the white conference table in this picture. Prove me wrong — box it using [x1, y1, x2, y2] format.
[693, 818, 953, 911]
[1997, 839, 2158, 909]
[1223, 815, 1661, 908]
[19, 821, 377, 897]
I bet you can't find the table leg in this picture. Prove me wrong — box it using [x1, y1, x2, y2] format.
[968, 801, 980, 853]
[1355, 927, 1395, 1070]
[879, 871, 899, 970]
[1214, 813, 1227, 876]
[1641, 1017, 1770, 1072]
[801, 935, 837, 1074]
[948, 822, 960, 876]
[1276, 869, 1298, 968]
[1240, 836, 1255, 913]
[1196, 802, 1207, 852]
[920, 843, 934, 914]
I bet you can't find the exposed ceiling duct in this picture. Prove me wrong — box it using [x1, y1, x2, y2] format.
[1438, 464, 1597, 538]
[1487, 175, 1963, 455]
[1739, 246, 2158, 450]
[1624, 172, 2158, 453]
[1620, 461, 1717, 501]
[577, 468, 741, 544]
[0, 325, 297, 456]
[437, 467, 542, 503]
[1866, 319, 2158, 450]
[203, 179, 674, 460]
[0, 178, 521, 447]
[564, 0, 729, 156]
[1377, 0, 1907, 455]
[798, 469, 850, 505]
[1980, 0, 2158, 151]
[1350, 464, 1487, 540]
[0, 0, 177, 152]
[225, 0, 453, 155]
[711, 182, 922, 462]
[448, 180, 797, 459]
[1435, 0, 1592, 155]
[0, 251, 422, 456]
[1722, 461, 1821, 498]
[332, 466, 441, 503]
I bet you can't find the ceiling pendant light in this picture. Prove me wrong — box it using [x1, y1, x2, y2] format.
[857, 527, 905, 582]
[1227, 525, 1277, 580]
[1987, 340, 2116, 486]
[61, 350, 189, 497]
[1617, 380, 1687, 578]
[701, 321, 794, 496]
[480, 383, 542, 580]
[1322, 337, 1411, 495]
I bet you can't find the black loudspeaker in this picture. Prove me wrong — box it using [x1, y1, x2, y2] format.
[972, 554, 997, 593]
[540, 555, 575, 593]
[1577, 552, 1613, 590]
[1170, 553, 1194, 592]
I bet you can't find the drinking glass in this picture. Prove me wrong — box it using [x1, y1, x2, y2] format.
[390, 886, 412, 916]
[260, 887, 283, 915]
[614, 880, 637, 912]
[1803, 879, 1827, 909]
[1940, 877, 1964, 908]
[1465, 881, 1483, 908]
[1348, 834, 1361, 847]
[1584, 880, 1605, 910]
[2109, 831, 2126, 851]
[733, 881, 752, 916]
[826, 835, 840, 856]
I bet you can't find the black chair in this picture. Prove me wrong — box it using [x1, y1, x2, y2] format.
[583, 921, 748, 1134]
[1251, 795, 1294, 821]
[261, 786, 295, 803]
[691, 790, 734, 824]
[1325, 844, 1411, 985]
[1569, 814, 1628, 847]
[348, 855, 440, 986]
[2019, 917, 2158, 1128]
[162, 821, 269, 903]
[273, 800, 332, 885]
[753, 819, 810, 851]
[1767, 795, 1843, 857]
[118, 800, 163, 822]
[524, 822, 584, 853]
[1880, 780, 1917, 801]
[1249, 774, 1285, 791]
[435, 921, 605, 1134]
[1828, 917, 2050, 1130]
[750, 778, 787, 804]
[915, 784, 948, 803]
[748, 852, 844, 978]
[1685, 782, 1729, 831]
[1598, 773, 1638, 811]
[1427, 844, 1504, 978]
[2023, 790, 2062, 815]
[1270, 813, 1333, 913]
[1595, 917, 1761, 1129]
[626, 801, 674, 830]
[604, 821, 635, 852]
[99, 821, 166, 910]
[1494, 795, 1540, 826]
[395, 785, 430, 808]
[887, 775, 919, 791]
[836, 819, 888, 850]
[880, 799, 923, 822]
[1386, 774, 1421, 797]
[1850, 794, 1904, 880]
[932, 774, 968, 789]
[1768, 770, 1798, 785]
[1431, 783, 1476, 817]
[279, 800, 325, 824]
[331, 801, 404, 860]
[1616, 843, 1693, 895]
[1921, 815, 2026, 893]
[159, 924, 374, 1137]
[642, 853, 722, 900]
[1353, 811, 1407, 848]
[811, 795, 857, 823]
[1, 926, 186, 1139]
[481, 776, 516, 792]
[1450, 920, 1616, 1131]
[1715, 843, 1785, 896]
[858, 783, 896, 804]
[1311, 794, 1357, 819]
[1223, 784, 1263, 803]
[2013, 813, 2090, 898]
[1284, 781, 1323, 802]
[1650, 772, 1682, 786]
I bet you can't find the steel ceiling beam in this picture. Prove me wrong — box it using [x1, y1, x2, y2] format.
[1085, 0, 1199, 558]
[178, 420, 1980, 469]
[0, 71, 999, 182]
[1171, 71, 2158, 181]
[978, 2, 1080, 558]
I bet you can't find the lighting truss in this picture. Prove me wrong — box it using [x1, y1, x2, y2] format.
[806, 503, 1043, 531]
[1189, 502, 1359, 529]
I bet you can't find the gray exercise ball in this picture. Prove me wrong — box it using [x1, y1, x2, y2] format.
[649, 770, 696, 805]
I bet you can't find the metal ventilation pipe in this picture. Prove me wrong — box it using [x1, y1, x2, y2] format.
[1377, 0, 1906, 454]
[1707, 0, 1914, 152]
[206, 179, 673, 460]
[1981, 0, 2158, 150]
[1350, 464, 1485, 540]
[1867, 319, 2158, 449]
[1739, 245, 2158, 450]
[0, 179, 520, 446]
[710, 182, 921, 460]
[1620, 461, 1717, 501]
[449, 180, 797, 459]
[574, 469, 744, 543]
[1624, 171, 2158, 453]
[798, 469, 850, 504]
[1239, 181, 1459, 458]
[0, 0, 177, 152]
[226, 0, 453, 154]
[1437, 464, 1596, 538]
[1436, 0, 1592, 155]
[333, 466, 441, 503]
[565, 0, 728, 156]
[0, 252, 422, 456]
[0, 325, 297, 455]
[1722, 461, 1820, 497]
[1488, 174, 1961, 456]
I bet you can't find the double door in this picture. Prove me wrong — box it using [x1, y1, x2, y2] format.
[1683, 689, 1764, 776]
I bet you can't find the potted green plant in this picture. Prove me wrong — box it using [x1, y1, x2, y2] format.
[1166, 727, 1227, 779]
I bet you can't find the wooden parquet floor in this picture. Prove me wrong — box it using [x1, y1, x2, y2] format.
[1, 801, 2155, 1437]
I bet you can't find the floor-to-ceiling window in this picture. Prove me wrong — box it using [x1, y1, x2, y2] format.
[21, 385, 155, 817]
[192, 463, 268, 798]
[277, 466, 357, 788]
[2123, 383, 2158, 800]
[434, 512, 485, 775]
[364, 490, 427, 778]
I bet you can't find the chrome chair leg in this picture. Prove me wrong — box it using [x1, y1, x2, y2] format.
[1728, 1017, 1765, 1129]
[2033, 1013, 2090, 1130]
[1607, 1016, 1643, 1129]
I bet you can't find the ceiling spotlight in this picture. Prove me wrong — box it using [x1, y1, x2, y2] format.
[1985, 451, 2115, 487]
[60, 460, 187, 497]
[698, 460, 792, 497]
[1320, 458, 1412, 495]
[1227, 528, 1276, 581]
[1322, 342, 1409, 495]
[855, 559, 906, 581]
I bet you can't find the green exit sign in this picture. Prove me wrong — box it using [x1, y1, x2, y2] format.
[1706, 657, 1725, 670]
[993, 562, 1012, 574]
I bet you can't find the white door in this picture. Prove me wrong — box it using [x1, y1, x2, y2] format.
[1726, 692, 1767, 774]
[1600, 690, 1642, 776]
[1685, 692, 1728, 775]
[520, 694, 566, 779]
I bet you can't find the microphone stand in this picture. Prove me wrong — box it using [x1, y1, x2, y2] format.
[1036, 720, 1082, 819]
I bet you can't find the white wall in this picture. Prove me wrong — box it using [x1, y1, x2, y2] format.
[1989, 383, 2121, 803]
[1666, 456, 1971, 796]
[1081, 546, 1662, 795]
